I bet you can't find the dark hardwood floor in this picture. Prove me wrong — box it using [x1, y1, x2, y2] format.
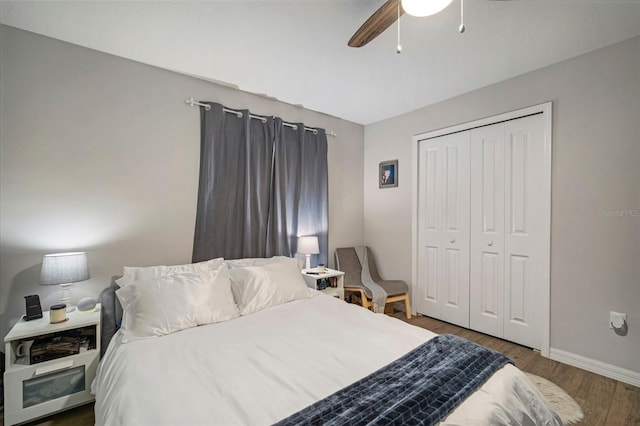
[398, 314, 640, 426]
[6, 313, 639, 426]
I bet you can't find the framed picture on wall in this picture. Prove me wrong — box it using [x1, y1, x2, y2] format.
[379, 160, 398, 188]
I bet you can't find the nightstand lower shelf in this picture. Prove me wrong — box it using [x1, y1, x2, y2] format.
[4, 351, 99, 425]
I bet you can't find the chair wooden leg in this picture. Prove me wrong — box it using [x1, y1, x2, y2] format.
[346, 288, 411, 319]
[404, 294, 412, 319]
[345, 288, 372, 310]
[362, 296, 372, 310]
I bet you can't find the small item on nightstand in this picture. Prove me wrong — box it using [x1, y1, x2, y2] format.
[317, 264, 326, 273]
[15, 340, 34, 364]
[77, 297, 97, 313]
[317, 278, 329, 290]
[23, 295, 43, 321]
[50, 304, 67, 324]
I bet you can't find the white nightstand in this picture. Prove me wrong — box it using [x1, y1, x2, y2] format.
[3, 306, 101, 426]
[302, 268, 345, 300]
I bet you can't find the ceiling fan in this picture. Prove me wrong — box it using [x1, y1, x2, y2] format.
[348, 0, 465, 48]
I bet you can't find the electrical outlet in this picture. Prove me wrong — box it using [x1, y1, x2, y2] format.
[610, 311, 627, 328]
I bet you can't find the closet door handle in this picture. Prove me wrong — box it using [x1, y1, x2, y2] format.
[487, 241, 494, 247]
[450, 238, 456, 244]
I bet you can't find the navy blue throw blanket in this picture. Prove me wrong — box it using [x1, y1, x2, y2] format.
[275, 334, 512, 426]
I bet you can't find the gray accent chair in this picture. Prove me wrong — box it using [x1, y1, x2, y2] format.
[335, 247, 411, 319]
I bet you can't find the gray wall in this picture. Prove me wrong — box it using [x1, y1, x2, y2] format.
[0, 25, 364, 338]
[2, 23, 637, 376]
[364, 37, 639, 373]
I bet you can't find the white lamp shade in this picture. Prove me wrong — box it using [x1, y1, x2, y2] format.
[40, 252, 90, 285]
[297, 236, 319, 254]
[401, 0, 453, 17]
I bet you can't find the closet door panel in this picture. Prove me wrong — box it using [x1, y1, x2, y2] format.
[503, 115, 545, 349]
[444, 248, 461, 304]
[508, 255, 529, 323]
[441, 139, 470, 327]
[417, 132, 470, 327]
[417, 144, 444, 318]
[480, 252, 500, 317]
[470, 124, 505, 337]
[422, 246, 439, 306]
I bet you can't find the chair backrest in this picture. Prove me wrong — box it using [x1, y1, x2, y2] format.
[364, 247, 383, 282]
[335, 247, 362, 288]
[335, 246, 384, 286]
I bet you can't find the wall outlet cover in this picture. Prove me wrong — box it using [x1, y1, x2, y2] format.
[609, 311, 627, 329]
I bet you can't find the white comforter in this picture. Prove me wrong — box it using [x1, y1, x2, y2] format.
[93, 294, 560, 425]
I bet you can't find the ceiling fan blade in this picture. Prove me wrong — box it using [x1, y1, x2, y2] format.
[348, 0, 404, 48]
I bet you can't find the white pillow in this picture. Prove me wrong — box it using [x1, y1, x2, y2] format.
[229, 257, 313, 315]
[116, 266, 239, 338]
[225, 256, 291, 269]
[116, 257, 225, 287]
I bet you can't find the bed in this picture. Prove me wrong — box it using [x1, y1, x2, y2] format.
[92, 256, 561, 425]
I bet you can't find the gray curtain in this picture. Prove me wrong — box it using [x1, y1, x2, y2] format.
[192, 103, 274, 261]
[193, 103, 328, 265]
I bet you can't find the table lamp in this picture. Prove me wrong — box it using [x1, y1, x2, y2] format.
[40, 252, 90, 312]
[297, 236, 319, 271]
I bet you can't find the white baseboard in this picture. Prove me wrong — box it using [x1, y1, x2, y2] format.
[549, 347, 640, 387]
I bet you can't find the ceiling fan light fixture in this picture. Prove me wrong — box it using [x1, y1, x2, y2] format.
[401, 0, 454, 17]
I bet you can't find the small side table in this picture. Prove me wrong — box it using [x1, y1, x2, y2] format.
[302, 268, 345, 300]
[3, 306, 101, 425]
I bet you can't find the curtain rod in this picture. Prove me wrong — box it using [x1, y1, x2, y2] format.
[185, 97, 337, 137]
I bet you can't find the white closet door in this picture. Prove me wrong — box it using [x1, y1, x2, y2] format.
[417, 141, 442, 319]
[414, 103, 551, 352]
[469, 123, 505, 338]
[469, 115, 546, 349]
[502, 114, 545, 349]
[417, 132, 470, 327]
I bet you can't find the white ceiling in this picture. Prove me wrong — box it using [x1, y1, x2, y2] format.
[1, 0, 639, 125]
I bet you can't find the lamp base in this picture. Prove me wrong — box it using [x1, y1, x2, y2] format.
[60, 282, 75, 313]
[305, 254, 311, 271]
